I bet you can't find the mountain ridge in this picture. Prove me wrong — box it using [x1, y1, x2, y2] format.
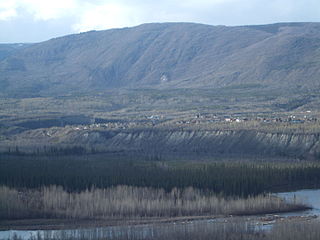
[1, 22, 320, 96]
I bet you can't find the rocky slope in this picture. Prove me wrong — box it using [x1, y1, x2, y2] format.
[2, 128, 319, 159]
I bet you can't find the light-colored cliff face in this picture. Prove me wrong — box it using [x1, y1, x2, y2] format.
[3, 128, 319, 159]
[94, 129, 320, 159]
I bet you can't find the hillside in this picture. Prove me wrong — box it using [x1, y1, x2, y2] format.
[0, 43, 31, 61]
[1, 22, 320, 96]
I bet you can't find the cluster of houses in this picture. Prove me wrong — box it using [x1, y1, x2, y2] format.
[172, 112, 318, 126]
[70, 121, 155, 131]
[56, 112, 319, 132]
[222, 116, 317, 124]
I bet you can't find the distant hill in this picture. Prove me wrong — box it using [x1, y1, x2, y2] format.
[0, 43, 31, 61]
[1, 22, 320, 96]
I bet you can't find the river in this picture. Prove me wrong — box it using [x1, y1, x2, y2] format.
[276, 189, 320, 216]
[1, 189, 319, 240]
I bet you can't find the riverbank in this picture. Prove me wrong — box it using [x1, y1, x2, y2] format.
[1, 213, 318, 240]
[2, 188, 319, 240]
[0, 204, 312, 231]
[1, 216, 224, 231]
[0, 185, 309, 224]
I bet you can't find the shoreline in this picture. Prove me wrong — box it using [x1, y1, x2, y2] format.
[0, 216, 222, 231]
[0, 206, 312, 231]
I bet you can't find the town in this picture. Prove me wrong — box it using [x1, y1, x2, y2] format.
[52, 111, 319, 133]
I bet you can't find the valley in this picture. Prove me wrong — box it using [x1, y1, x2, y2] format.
[1, 22, 320, 239]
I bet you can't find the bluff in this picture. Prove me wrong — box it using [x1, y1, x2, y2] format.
[2, 128, 320, 160]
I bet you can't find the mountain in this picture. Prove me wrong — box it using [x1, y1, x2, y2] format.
[1, 22, 320, 96]
[0, 43, 31, 61]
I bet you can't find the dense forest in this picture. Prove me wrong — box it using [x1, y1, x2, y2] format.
[1, 154, 319, 232]
[1, 156, 320, 197]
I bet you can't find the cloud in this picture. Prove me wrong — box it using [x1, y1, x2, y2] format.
[21, 0, 78, 20]
[73, 2, 141, 32]
[1, 0, 320, 42]
[0, 0, 17, 20]
[0, 0, 78, 21]
[0, 8, 17, 20]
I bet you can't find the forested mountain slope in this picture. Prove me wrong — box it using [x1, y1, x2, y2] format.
[1, 22, 320, 96]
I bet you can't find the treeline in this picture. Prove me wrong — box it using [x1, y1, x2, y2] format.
[0, 185, 306, 220]
[2, 146, 90, 156]
[1, 157, 320, 197]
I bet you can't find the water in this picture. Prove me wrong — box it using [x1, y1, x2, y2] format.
[1, 189, 319, 240]
[0, 221, 253, 240]
[276, 189, 320, 216]
[0, 230, 38, 240]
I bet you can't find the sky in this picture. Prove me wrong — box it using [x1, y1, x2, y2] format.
[1, 0, 320, 43]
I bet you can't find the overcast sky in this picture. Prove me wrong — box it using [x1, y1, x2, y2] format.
[1, 0, 320, 43]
